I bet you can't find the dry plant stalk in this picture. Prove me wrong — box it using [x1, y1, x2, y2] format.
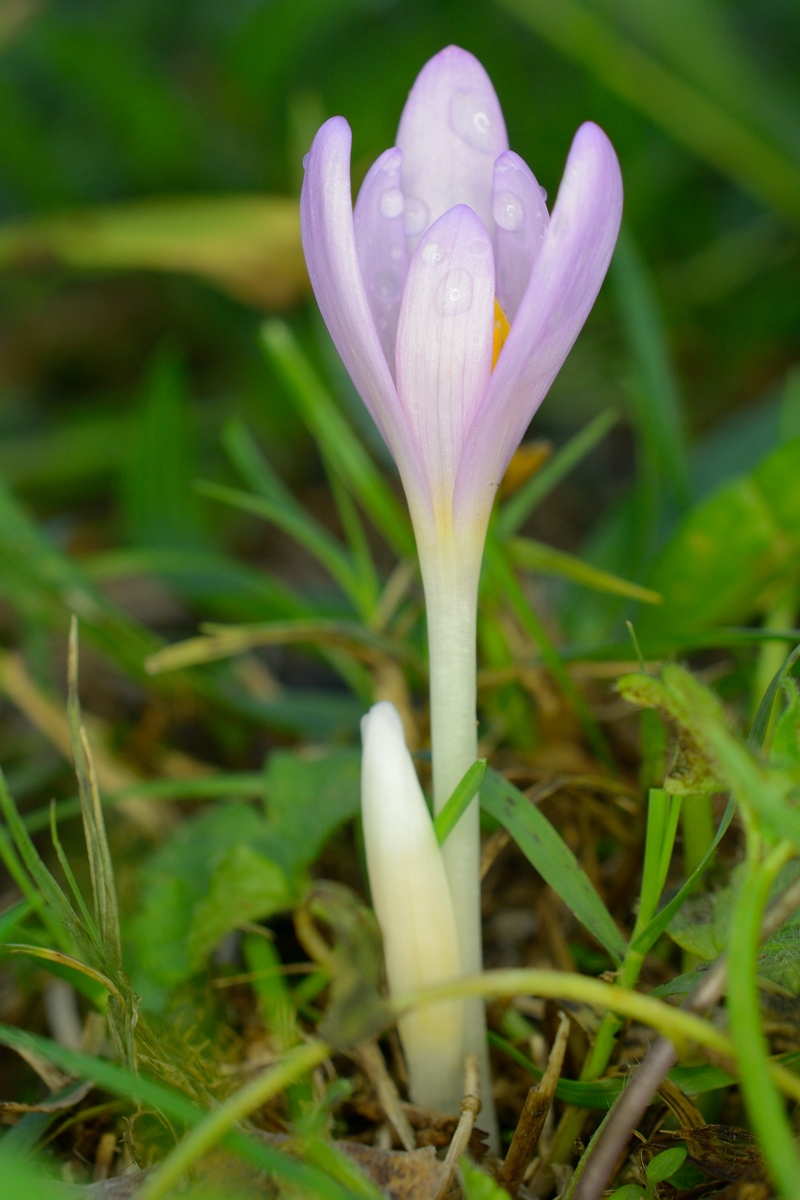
[434, 1054, 481, 1200]
[498, 1012, 571, 1196]
[356, 1040, 417, 1152]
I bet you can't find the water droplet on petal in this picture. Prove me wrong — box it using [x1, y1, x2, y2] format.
[450, 89, 495, 152]
[302, 153, 309, 169]
[539, 185, 548, 202]
[493, 190, 524, 232]
[383, 148, 402, 172]
[373, 267, 401, 298]
[403, 196, 429, 236]
[389, 246, 403, 261]
[436, 268, 473, 316]
[421, 242, 444, 265]
[379, 187, 404, 219]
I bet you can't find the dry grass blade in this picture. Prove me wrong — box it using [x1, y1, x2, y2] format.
[145, 618, 421, 673]
[67, 619, 122, 971]
[498, 1012, 571, 1196]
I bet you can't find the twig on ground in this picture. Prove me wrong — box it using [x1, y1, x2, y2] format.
[434, 1054, 481, 1200]
[498, 1012, 570, 1197]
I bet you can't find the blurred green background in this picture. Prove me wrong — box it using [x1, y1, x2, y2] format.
[0, 0, 798, 737]
[0, 0, 798, 485]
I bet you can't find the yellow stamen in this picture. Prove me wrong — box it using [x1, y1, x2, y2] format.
[492, 299, 510, 370]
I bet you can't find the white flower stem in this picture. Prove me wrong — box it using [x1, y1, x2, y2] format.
[419, 531, 498, 1146]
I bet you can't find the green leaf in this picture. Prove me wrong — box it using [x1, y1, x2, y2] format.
[434, 759, 487, 845]
[496, 407, 620, 540]
[187, 844, 297, 972]
[460, 1158, 512, 1200]
[480, 769, 627, 964]
[669, 861, 800, 993]
[607, 1186, 644, 1200]
[508, 535, 662, 603]
[640, 439, 800, 639]
[131, 751, 361, 996]
[264, 748, 361, 872]
[130, 803, 273, 992]
[646, 1145, 687, 1185]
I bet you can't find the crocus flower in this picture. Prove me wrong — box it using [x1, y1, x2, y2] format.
[302, 44, 622, 1125]
[360, 701, 464, 1112]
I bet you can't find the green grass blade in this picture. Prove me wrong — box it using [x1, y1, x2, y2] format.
[0, 898, 33, 947]
[507, 536, 662, 603]
[481, 768, 627, 965]
[488, 1031, 622, 1108]
[260, 320, 415, 558]
[496, 407, 620, 540]
[146, 618, 418, 675]
[748, 643, 800, 751]
[558, 628, 800, 663]
[0, 773, 83, 955]
[613, 229, 690, 510]
[434, 759, 487, 846]
[327, 470, 381, 619]
[628, 796, 735, 957]
[197, 480, 362, 605]
[727, 850, 800, 1197]
[493, 0, 800, 224]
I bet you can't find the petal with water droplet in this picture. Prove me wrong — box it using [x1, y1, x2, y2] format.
[354, 147, 410, 377]
[395, 204, 494, 525]
[455, 123, 623, 535]
[300, 118, 425, 500]
[493, 151, 550, 323]
[397, 46, 508, 247]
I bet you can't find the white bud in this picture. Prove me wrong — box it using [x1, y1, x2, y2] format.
[360, 700, 464, 1113]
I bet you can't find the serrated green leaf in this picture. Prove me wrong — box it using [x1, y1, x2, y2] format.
[187, 844, 297, 972]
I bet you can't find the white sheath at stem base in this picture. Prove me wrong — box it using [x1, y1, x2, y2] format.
[360, 700, 464, 1114]
[419, 530, 499, 1148]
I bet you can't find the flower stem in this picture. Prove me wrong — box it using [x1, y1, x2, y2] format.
[421, 534, 497, 1143]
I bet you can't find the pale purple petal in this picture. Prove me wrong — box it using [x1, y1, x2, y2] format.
[493, 151, 549, 322]
[300, 117, 424, 497]
[454, 122, 623, 532]
[395, 204, 495, 520]
[354, 147, 409, 379]
[396, 46, 508, 248]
